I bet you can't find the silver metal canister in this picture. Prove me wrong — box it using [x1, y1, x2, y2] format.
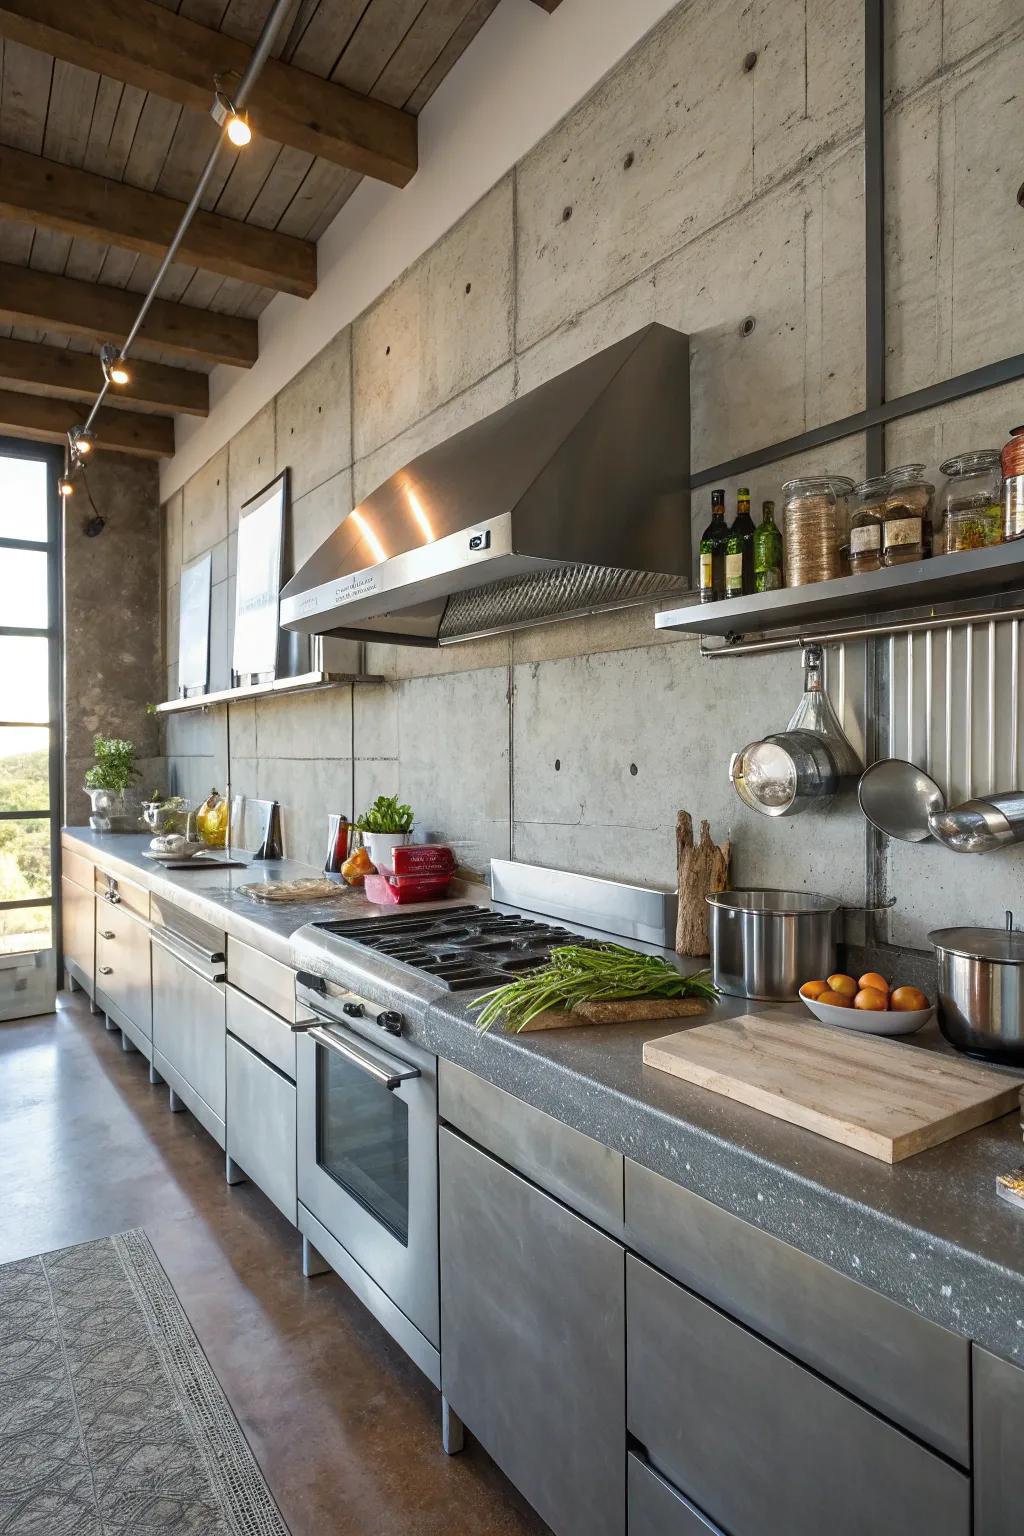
[707, 889, 841, 1001]
[928, 914, 1024, 1063]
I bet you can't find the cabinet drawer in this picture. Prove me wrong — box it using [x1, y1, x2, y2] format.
[226, 1036, 296, 1224]
[439, 1060, 623, 1233]
[440, 1128, 625, 1536]
[226, 985, 297, 1079]
[227, 936, 308, 1024]
[63, 847, 94, 892]
[628, 1455, 723, 1536]
[627, 1256, 969, 1536]
[974, 1346, 1024, 1535]
[95, 903, 151, 1036]
[61, 877, 94, 988]
[95, 866, 150, 921]
[625, 1160, 969, 1463]
[152, 939, 226, 1120]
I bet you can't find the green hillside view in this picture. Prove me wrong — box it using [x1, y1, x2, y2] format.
[0, 748, 50, 952]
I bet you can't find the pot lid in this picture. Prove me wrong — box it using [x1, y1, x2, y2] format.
[928, 926, 1024, 963]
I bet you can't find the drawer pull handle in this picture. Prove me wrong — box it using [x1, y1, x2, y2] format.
[98, 965, 113, 976]
[99, 930, 115, 940]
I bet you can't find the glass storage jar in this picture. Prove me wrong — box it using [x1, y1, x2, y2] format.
[781, 475, 854, 586]
[882, 464, 933, 565]
[1001, 426, 1024, 541]
[939, 451, 1003, 553]
[848, 475, 888, 574]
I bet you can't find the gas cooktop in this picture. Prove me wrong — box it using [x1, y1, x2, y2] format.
[311, 904, 586, 991]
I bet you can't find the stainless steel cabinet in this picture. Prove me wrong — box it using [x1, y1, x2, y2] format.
[95, 901, 151, 1037]
[627, 1255, 969, 1536]
[974, 1345, 1024, 1534]
[627, 1455, 724, 1536]
[439, 1128, 625, 1536]
[151, 937, 226, 1144]
[61, 875, 94, 995]
[226, 1034, 297, 1223]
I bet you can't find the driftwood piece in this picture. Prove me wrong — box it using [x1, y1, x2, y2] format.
[675, 810, 731, 957]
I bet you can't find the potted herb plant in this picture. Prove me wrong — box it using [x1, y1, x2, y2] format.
[83, 736, 141, 831]
[357, 795, 414, 873]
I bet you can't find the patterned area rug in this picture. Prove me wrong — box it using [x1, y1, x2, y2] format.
[0, 1229, 290, 1534]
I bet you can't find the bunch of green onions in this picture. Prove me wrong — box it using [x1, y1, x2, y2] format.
[471, 943, 717, 1034]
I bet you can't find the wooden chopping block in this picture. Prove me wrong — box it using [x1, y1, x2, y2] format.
[516, 997, 710, 1033]
[675, 810, 731, 957]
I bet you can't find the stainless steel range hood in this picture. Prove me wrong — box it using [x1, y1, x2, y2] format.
[280, 323, 690, 647]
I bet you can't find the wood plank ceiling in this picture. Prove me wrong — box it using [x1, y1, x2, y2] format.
[0, 0, 560, 459]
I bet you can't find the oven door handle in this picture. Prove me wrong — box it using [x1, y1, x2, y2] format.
[308, 1025, 420, 1091]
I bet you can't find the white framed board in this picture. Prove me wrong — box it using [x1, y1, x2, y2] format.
[233, 471, 287, 683]
[177, 550, 212, 697]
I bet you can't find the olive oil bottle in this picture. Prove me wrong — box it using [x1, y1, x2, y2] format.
[753, 499, 784, 592]
[725, 486, 756, 597]
[698, 489, 728, 602]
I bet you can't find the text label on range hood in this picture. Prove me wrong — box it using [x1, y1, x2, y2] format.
[280, 323, 691, 646]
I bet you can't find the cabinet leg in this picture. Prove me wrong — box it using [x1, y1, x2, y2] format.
[441, 1398, 465, 1456]
[66, 971, 78, 992]
[149, 1061, 163, 1086]
[302, 1237, 330, 1278]
[88, 995, 100, 1016]
[225, 1155, 246, 1186]
[168, 1087, 184, 1113]
[120, 1031, 136, 1053]
[104, 1014, 118, 1032]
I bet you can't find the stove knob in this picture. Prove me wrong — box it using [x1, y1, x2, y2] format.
[342, 1001, 365, 1018]
[377, 1010, 404, 1036]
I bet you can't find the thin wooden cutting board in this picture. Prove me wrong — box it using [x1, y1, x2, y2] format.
[517, 998, 710, 1033]
[643, 1013, 1023, 1162]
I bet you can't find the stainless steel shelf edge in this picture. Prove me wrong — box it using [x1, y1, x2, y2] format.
[297, 1204, 441, 1389]
[151, 1048, 226, 1149]
[153, 670, 385, 715]
[491, 859, 676, 947]
[656, 544, 1024, 641]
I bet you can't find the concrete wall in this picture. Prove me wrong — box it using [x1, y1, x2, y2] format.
[65, 451, 163, 825]
[160, 0, 1024, 947]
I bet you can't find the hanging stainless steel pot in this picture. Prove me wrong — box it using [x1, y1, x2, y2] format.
[707, 889, 842, 1001]
[928, 913, 1024, 1063]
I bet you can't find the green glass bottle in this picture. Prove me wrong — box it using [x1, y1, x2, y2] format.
[754, 499, 784, 592]
[725, 486, 756, 597]
[698, 489, 728, 602]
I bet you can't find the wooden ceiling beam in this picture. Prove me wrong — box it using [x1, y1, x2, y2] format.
[0, 337, 208, 417]
[0, 389, 174, 458]
[0, 263, 258, 369]
[0, 147, 317, 297]
[529, 0, 564, 9]
[0, 0, 418, 188]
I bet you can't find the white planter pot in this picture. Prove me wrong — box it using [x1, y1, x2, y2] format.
[363, 831, 412, 874]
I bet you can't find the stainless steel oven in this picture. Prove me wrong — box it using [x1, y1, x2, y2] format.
[295, 981, 439, 1376]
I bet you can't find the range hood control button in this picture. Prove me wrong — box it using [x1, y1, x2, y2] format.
[342, 1001, 365, 1018]
[377, 1010, 404, 1036]
[468, 530, 491, 552]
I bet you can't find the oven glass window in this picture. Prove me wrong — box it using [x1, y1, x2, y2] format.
[317, 1043, 410, 1244]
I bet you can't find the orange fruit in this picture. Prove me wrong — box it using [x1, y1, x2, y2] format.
[858, 972, 889, 995]
[826, 973, 858, 998]
[801, 980, 828, 1000]
[890, 985, 929, 1012]
[818, 988, 853, 1008]
[854, 987, 889, 1012]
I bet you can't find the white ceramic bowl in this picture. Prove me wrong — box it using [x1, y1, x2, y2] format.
[799, 988, 934, 1037]
[143, 840, 207, 864]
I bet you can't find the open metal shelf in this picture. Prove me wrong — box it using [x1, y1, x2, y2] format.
[655, 542, 1024, 641]
[153, 669, 384, 715]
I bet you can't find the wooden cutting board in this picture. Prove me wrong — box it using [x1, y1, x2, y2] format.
[516, 998, 710, 1033]
[643, 1013, 1023, 1162]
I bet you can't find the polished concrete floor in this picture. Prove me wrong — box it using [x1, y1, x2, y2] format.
[0, 991, 549, 1536]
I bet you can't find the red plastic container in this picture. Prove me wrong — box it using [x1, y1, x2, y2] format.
[364, 872, 452, 905]
[390, 844, 457, 877]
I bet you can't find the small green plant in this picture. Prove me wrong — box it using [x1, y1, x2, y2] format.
[84, 736, 141, 794]
[356, 794, 414, 834]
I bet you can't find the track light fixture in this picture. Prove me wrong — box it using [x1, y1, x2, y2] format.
[100, 343, 130, 387]
[58, 474, 75, 497]
[68, 425, 95, 460]
[211, 78, 252, 146]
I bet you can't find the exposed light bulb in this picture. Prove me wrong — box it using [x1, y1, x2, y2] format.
[100, 343, 130, 387]
[68, 425, 95, 459]
[227, 112, 252, 147]
[58, 475, 75, 497]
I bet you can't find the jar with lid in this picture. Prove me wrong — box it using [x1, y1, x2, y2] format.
[882, 464, 933, 565]
[938, 452, 1003, 553]
[848, 475, 887, 574]
[1001, 426, 1024, 541]
[781, 475, 854, 587]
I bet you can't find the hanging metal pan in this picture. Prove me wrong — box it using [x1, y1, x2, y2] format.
[857, 759, 944, 842]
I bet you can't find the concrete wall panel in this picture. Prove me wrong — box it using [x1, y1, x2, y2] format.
[228, 401, 277, 527]
[276, 328, 353, 502]
[182, 447, 227, 565]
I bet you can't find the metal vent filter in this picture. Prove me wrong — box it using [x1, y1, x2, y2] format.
[438, 564, 686, 644]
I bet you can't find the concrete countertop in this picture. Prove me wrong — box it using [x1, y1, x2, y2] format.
[64, 827, 1024, 1362]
